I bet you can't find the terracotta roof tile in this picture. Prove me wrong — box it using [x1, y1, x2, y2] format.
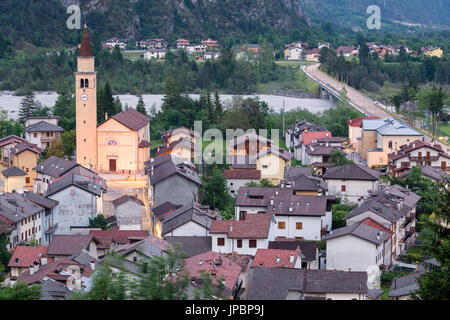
[251, 248, 300, 268]
[8, 245, 48, 268]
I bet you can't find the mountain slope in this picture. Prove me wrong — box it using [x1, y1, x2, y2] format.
[0, 0, 308, 47]
[299, 0, 450, 29]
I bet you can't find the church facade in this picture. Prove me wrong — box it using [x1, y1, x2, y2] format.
[76, 25, 150, 174]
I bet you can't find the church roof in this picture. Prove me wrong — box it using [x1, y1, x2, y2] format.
[79, 24, 93, 57]
[105, 108, 150, 131]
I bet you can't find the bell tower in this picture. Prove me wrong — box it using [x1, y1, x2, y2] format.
[76, 24, 97, 169]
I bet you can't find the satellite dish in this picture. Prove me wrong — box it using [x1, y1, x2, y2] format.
[366, 265, 381, 289]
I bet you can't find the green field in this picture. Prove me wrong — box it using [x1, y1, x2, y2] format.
[256, 68, 320, 94]
[439, 124, 450, 138]
[274, 60, 314, 67]
[123, 51, 146, 61]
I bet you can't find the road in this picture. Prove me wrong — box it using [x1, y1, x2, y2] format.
[302, 63, 438, 144]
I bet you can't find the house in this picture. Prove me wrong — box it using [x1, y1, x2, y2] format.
[388, 259, 440, 300]
[344, 185, 420, 260]
[359, 117, 423, 167]
[137, 38, 167, 49]
[224, 169, 261, 195]
[33, 156, 79, 195]
[15, 251, 96, 292]
[336, 45, 358, 57]
[164, 236, 212, 258]
[252, 148, 293, 185]
[210, 213, 276, 256]
[201, 39, 218, 48]
[89, 228, 149, 256]
[161, 127, 199, 148]
[0, 135, 28, 165]
[8, 142, 41, 189]
[147, 154, 202, 208]
[323, 218, 393, 271]
[46, 173, 103, 235]
[284, 42, 308, 60]
[8, 245, 49, 277]
[40, 278, 72, 300]
[47, 234, 98, 261]
[421, 46, 443, 58]
[388, 139, 450, 176]
[25, 117, 64, 149]
[204, 51, 219, 60]
[347, 117, 380, 152]
[268, 238, 319, 270]
[228, 132, 272, 157]
[161, 201, 219, 238]
[143, 49, 167, 60]
[235, 187, 334, 237]
[295, 129, 332, 163]
[251, 248, 303, 269]
[280, 173, 327, 196]
[103, 37, 126, 50]
[176, 39, 190, 49]
[305, 48, 321, 62]
[1, 166, 27, 193]
[23, 190, 59, 245]
[304, 144, 339, 166]
[111, 195, 144, 230]
[399, 165, 450, 182]
[152, 201, 182, 235]
[155, 138, 196, 161]
[184, 251, 242, 299]
[0, 191, 45, 248]
[246, 267, 368, 300]
[323, 163, 380, 203]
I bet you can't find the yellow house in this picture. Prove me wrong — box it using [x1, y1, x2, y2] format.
[1, 166, 26, 193]
[228, 132, 272, 157]
[254, 148, 293, 185]
[422, 46, 443, 58]
[360, 118, 423, 167]
[10, 143, 41, 189]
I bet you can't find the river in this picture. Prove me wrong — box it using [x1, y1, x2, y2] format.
[0, 91, 335, 120]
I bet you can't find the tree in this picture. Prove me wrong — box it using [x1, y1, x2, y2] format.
[40, 138, 64, 160]
[246, 179, 276, 188]
[89, 214, 108, 230]
[331, 199, 357, 229]
[199, 169, 233, 213]
[0, 281, 42, 300]
[329, 149, 353, 166]
[417, 85, 447, 138]
[0, 234, 11, 282]
[412, 178, 450, 300]
[61, 130, 76, 158]
[391, 94, 403, 114]
[136, 95, 147, 116]
[18, 90, 36, 124]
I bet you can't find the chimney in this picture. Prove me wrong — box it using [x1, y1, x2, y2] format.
[289, 255, 295, 264]
[199, 258, 203, 265]
[40, 254, 47, 266]
[229, 224, 233, 233]
[29, 264, 35, 276]
[90, 258, 96, 270]
[105, 113, 108, 120]
[34, 261, 39, 273]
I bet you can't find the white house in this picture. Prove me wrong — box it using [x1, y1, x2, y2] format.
[25, 117, 64, 150]
[144, 49, 167, 60]
[111, 195, 144, 230]
[324, 218, 393, 272]
[161, 201, 219, 237]
[210, 213, 276, 256]
[323, 163, 380, 203]
[223, 169, 261, 195]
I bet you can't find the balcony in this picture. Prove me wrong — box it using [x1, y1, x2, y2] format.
[410, 156, 439, 162]
[45, 223, 58, 234]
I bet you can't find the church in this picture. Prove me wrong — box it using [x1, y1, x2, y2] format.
[76, 25, 151, 174]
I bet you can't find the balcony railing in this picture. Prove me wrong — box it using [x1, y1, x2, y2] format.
[410, 156, 439, 162]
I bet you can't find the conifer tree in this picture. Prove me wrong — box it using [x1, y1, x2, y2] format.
[136, 95, 147, 116]
[18, 90, 36, 124]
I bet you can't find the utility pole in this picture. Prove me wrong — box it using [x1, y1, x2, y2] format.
[282, 99, 285, 139]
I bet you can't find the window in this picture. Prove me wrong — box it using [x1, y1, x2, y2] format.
[301, 262, 307, 269]
[296, 222, 303, 230]
[85, 79, 89, 88]
[217, 238, 225, 246]
[249, 240, 257, 248]
[239, 211, 246, 221]
[33, 133, 37, 138]
[237, 240, 242, 248]
[341, 185, 346, 192]
[80, 79, 84, 88]
[388, 141, 393, 149]
[278, 222, 286, 229]
[262, 165, 268, 169]
[26, 177, 30, 184]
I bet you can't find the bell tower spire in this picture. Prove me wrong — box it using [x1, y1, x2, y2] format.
[75, 25, 97, 169]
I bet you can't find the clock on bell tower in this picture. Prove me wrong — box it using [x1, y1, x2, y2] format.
[75, 24, 98, 170]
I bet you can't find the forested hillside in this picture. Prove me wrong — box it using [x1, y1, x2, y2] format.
[299, 0, 450, 29]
